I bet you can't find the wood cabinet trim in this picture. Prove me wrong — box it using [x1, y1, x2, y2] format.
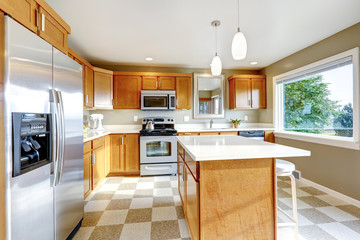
[113, 71, 192, 77]
[68, 48, 93, 69]
[228, 74, 266, 80]
[93, 67, 113, 75]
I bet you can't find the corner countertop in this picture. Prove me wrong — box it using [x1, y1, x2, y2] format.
[83, 123, 275, 143]
[177, 135, 311, 161]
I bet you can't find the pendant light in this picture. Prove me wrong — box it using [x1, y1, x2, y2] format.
[210, 20, 222, 76]
[231, 0, 247, 60]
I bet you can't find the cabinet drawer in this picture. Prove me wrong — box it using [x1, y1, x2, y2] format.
[83, 141, 92, 154]
[38, 7, 68, 54]
[219, 131, 238, 135]
[178, 132, 199, 136]
[92, 137, 105, 149]
[185, 152, 198, 181]
[199, 132, 219, 136]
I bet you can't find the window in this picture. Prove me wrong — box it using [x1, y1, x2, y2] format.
[274, 48, 359, 149]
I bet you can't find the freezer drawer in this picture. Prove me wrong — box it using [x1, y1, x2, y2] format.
[141, 163, 177, 176]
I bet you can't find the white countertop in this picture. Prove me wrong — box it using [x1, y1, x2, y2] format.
[83, 123, 275, 142]
[177, 135, 311, 161]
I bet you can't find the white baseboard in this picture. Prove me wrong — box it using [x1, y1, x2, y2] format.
[299, 178, 360, 208]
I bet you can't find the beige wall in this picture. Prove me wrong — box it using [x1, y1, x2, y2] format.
[90, 65, 261, 125]
[259, 22, 360, 200]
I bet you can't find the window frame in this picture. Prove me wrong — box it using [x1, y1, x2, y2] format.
[273, 47, 360, 150]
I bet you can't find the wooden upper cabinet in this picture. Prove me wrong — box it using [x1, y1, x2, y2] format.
[113, 75, 141, 109]
[251, 78, 266, 109]
[142, 76, 176, 90]
[0, 0, 37, 32]
[124, 134, 139, 173]
[38, 6, 68, 53]
[84, 65, 94, 108]
[158, 76, 175, 90]
[142, 76, 158, 90]
[93, 67, 113, 109]
[176, 77, 191, 109]
[228, 75, 266, 110]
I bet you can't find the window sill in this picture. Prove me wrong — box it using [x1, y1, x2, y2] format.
[274, 131, 360, 150]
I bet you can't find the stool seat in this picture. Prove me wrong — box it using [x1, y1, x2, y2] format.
[276, 159, 295, 173]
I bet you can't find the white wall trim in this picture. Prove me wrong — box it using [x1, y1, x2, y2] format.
[275, 131, 360, 150]
[273, 47, 360, 148]
[299, 178, 360, 208]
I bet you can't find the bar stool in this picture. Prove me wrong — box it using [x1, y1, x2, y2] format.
[276, 159, 298, 238]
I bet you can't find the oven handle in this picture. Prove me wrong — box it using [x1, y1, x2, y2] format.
[144, 165, 173, 171]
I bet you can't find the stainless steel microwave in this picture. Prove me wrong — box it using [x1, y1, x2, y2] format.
[141, 90, 176, 110]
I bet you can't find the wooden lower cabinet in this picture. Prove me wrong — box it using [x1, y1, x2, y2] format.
[185, 167, 199, 240]
[179, 131, 239, 136]
[92, 143, 105, 190]
[83, 144, 92, 199]
[104, 135, 111, 176]
[178, 154, 186, 206]
[109, 134, 140, 175]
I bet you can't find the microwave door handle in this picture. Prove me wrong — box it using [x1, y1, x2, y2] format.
[49, 90, 60, 187]
[57, 91, 66, 184]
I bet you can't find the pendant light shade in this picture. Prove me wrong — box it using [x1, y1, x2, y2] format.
[232, 0, 247, 60]
[211, 54, 222, 76]
[210, 20, 222, 76]
[231, 29, 247, 60]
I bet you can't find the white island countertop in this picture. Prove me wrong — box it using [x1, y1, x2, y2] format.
[177, 135, 311, 161]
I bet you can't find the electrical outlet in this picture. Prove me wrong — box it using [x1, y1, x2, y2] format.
[184, 116, 190, 122]
[133, 116, 138, 122]
[244, 115, 248, 121]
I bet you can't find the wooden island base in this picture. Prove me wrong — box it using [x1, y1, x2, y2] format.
[178, 144, 277, 240]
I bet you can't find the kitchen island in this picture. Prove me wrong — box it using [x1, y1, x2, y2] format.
[177, 135, 310, 240]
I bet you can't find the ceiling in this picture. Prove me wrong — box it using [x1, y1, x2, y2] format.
[47, 0, 360, 70]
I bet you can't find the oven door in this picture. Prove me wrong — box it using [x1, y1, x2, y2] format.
[140, 136, 177, 163]
[141, 94, 169, 110]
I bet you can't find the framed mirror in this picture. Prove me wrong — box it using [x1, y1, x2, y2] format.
[193, 73, 225, 119]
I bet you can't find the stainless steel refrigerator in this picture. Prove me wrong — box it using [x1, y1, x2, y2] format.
[3, 15, 84, 239]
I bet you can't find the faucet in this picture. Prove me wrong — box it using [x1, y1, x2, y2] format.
[210, 119, 214, 128]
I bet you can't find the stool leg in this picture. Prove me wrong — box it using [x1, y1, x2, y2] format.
[289, 174, 298, 239]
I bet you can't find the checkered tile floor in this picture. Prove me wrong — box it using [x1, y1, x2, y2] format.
[73, 176, 360, 240]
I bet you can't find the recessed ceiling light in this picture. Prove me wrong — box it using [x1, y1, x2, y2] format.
[250, 61, 258, 65]
[145, 57, 153, 61]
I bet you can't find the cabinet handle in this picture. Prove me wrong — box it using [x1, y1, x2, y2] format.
[83, 142, 88, 146]
[85, 94, 89, 104]
[122, 137, 124, 145]
[156, 80, 158, 88]
[184, 133, 192, 135]
[112, 99, 114, 106]
[35, 8, 39, 27]
[91, 154, 95, 165]
[41, 13, 45, 31]
[159, 80, 161, 88]
[248, 100, 251, 106]
[182, 165, 185, 181]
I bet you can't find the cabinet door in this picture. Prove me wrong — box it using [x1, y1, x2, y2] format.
[251, 78, 266, 109]
[219, 131, 238, 135]
[83, 152, 92, 199]
[84, 66, 94, 108]
[1, 0, 37, 32]
[92, 145, 105, 190]
[38, 7, 68, 53]
[158, 76, 175, 90]
[110, 135, 125, 173]
[104, 135, 111, 176]
[125, 134, 140, 173]
[264, 131, 275, 143]
[113, 75, 141, 109]
[234, 79, 251, 109]
[94, 71, 113, 109]
[176, 77, 191, 109]
[178, 155, 186, 208]
[142, 76, 158, 90]
[199, 132, 219, 136]
[186, 167, 199, 240]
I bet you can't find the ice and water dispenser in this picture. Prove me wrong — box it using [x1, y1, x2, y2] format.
[12, 113, 51, 177]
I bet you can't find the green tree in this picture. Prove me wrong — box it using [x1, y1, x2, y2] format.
[284, 75, 339, 134]
[333, 103, 353, 137]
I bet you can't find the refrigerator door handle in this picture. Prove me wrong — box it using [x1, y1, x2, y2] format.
[50, 89, 60, 187]
[57, 90, 66, 184]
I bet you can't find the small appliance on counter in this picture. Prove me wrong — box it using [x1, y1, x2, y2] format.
[89, 114, 105, 131]
[140, 117, 177, 176]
